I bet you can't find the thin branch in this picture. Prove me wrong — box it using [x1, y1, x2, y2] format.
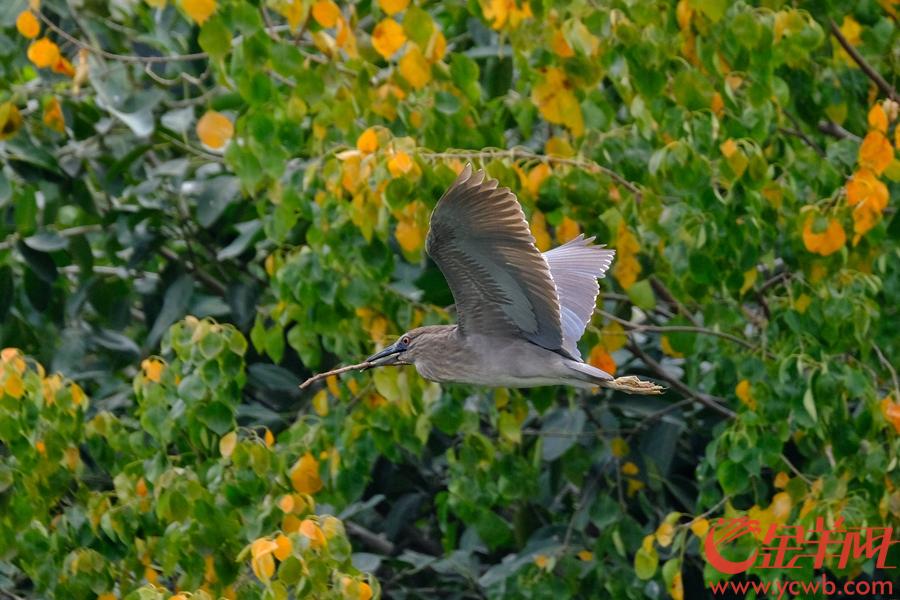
[624, 398, 693, 443]
[873, 343, 900, 402]
[817, 121, 861, 143]
[0, 224, 103, 251]
[299, 361, 375, 389]
[418, 148, 642, 200]
[649, 276, 699, 327]
[158, 246, 227, 295]
[39, 11, 208, 64]
[345, 521, 396, 555]
[780, 453, 813, 486]
[829, 19, 898, 102]
[627, 341, 736, 418]
[595, 308, 758, 352]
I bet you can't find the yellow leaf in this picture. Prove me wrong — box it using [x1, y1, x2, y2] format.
[196, 110, 233, 150]
[395, 200, 426, 252]
[371, 18, 406, 59]
[219, 431, 237, 458]
[529, 210, 551, 252]
[720, 138, 738, 158]
[181, 0, 216, 24]
[278, 494, 295, 513]
[399, 45, 431, 89]
[793, 293, 811, 314]
[868, 104, 888, 133]
[273, 534, 292, 560]
[655, 522, 674, 547]
[531, 67, 584, 137]
[312, 0, 339, 27]
[299, 519, 327, 548]
[612, 221, 640, 289]
[711, 91, 724, 117]
[846, 169, 887, 211]
[4, 372, 24, 399]
[551, 29, 574, 58]
[482, 0, 532, 30]
[533, 554, 549, 569]
[312, 389, 329, 416]
[70, 383, 85, 406]
[600, 322, 627, 352]
[27, 37, 60, 68]
[52, 56, 74, 77]
[545, 136, 574, 157]
[621, 461, 639, 476]
[577, 550, 593, 561]
[802, 214, 846, 256]
[774, 471, 790, 489]
[627, 477, 644, 496]
[251, 552, 275, 580]
[0, 103, 22, 141]
[426, 29, 446, 62]
[859, 130, 894, 175]
[16, 11, 40, 39]
[395, 217, 424, 252]
[136, 477, 148, 497]
[356, 127, 379, 153]
[839, 15, 862, 46]
[689, 518, 709, 537]
[388, 150, 413, 177]
[556, 216, 580, 244]
[770, 491, 792, 522]
[42, 97, 65, 133]
[141, 358, 165, 383]
[881, 396, 900, 434]
[610, 437, 629, 458]
[660, 335, 684, 358]
[379, 0, 409, 16]
[526, 163, 551, 196]
[740, 267, 757, 295]
[326, 374, 340, 396]
[264, 428, 275, 447]
[588, 345, 616, 376]
[290, 452, 323, 494]
[670, 572, 684, 600]
[676, 0, 692, 30]
[735, 379, 755, 409]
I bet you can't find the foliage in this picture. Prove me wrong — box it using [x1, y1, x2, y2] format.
[1, 0, 899, 598]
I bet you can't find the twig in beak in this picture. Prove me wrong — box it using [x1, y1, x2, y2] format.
[298, 361, 376, 390]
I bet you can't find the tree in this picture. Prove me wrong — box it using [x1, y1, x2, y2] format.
[0, 0, 898, 598]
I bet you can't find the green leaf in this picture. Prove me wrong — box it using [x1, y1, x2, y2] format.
[626, 279, 656, 310]
[634, 544, 658, 580]
[199, 16, 231, 60]
[198, 401, 235, 435]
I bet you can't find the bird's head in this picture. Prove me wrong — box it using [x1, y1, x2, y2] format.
[365, 326, 441, 367]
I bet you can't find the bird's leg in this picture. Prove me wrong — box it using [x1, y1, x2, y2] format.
[600, 375, 665, 395]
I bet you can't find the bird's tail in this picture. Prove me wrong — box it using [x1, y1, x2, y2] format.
[564, 360, 614, 385]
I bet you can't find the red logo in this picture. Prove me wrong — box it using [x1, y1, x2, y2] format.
[704, 516, 896, 573]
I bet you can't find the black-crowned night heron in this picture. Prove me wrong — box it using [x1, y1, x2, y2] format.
[366, 164, 618, 389]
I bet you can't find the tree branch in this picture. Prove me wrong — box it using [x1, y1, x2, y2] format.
[626, 341, 736, 418]
[829, 19, 898, 102]
[419, 148, 642, 200]
[595, 309, 758, 352]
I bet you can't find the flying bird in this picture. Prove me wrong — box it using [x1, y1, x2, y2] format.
[365, 164, 620, 389]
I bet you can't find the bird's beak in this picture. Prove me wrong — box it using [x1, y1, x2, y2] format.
[366, 342, 404, 366]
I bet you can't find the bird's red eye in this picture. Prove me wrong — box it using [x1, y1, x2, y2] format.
[402, 336, 411, 345]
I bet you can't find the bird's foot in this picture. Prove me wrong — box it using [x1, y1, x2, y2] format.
[603, 375, 665, 395]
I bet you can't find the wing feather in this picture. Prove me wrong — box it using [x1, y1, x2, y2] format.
[543, 234, 615, 359]
[426, 165, 564, 350]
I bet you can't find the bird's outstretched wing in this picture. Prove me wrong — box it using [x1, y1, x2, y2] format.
[543, 235, 615, 359]
[425, 165, 564, 351]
